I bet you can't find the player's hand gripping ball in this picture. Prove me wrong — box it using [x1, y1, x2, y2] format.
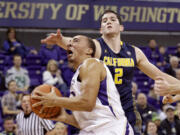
[30, 84, 62, 118]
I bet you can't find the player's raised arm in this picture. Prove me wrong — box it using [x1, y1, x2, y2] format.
[41, 29, 72, 50]
[41, 29, 102, 58]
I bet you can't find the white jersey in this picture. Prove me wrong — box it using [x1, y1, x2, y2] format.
[70, 59, 131, 134]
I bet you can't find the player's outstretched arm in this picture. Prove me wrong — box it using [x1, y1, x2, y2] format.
[135, 46, 180, 96]
[41, 29, 72, 50]
[154, 76, 180, 96]
[41, 30, 101, 58]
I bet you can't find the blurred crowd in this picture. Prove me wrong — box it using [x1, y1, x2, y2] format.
[0, 28, 180, 135]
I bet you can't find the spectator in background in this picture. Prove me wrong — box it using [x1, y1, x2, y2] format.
[5, 55, 30, 92]
[1, 80, 21, 118]
[16, 94, 55, 135]
[39, 44, 74, 88]
[176, 69, 180, 80]
[152, 115, 163, 135]
[43, 60, 68, 96]
[174, 43, 180, 60]
[176, 101, 180, 110]
[132, 81, 140, 98]
[147, 85, 161, 110]
[136, 93, 156, 131]
[39, 44, 67, 66]
[160, 105, 180, 135]
[144, 120, 163, 135]
[164, 56, 179, 78]
[158, 105, 167, 121]
[3, 28, 37, 57]
[0, 73, 6, 91]
[52, 122, 67, 135]
[131, 82, 142, 133]
[0, 117, 17, 135]
[159, 45, 170, 66]
[145, 39, 163, 67]
[177, 108, 180, 120]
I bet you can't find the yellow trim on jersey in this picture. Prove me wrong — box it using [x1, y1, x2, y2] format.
[103, 57, 135, 67]
[120, 41, 123, 46]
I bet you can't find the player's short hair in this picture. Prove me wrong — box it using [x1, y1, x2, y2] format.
[100, 10, 122, 25]
[86, 37, 96, 57]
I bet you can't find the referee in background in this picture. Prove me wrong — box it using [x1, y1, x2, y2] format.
[16, 94, 55, 135]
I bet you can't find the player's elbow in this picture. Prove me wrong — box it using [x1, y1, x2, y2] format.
[80, 98, 95, 112]
[85, 104, 94, 112]
[86, 100, 95, 112]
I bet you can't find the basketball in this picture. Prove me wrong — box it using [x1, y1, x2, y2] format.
[30, 84, 62, 118]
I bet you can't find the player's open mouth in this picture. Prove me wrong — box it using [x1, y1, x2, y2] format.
[67, 50, 73, 57]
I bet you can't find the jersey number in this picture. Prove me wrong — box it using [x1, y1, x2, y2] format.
[114, 68, 123, 84]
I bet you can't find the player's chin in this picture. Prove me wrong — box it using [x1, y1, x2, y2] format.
[68, 61, 74, 68]
[105, 31, 116, 35]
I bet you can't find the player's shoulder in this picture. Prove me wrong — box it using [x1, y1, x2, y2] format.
[83, 58, 101, 66]
[123, 41, 135, 48]
[81, 58, 103, 70]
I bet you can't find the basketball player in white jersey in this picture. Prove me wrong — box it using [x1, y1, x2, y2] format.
[32, 35, 134, 135]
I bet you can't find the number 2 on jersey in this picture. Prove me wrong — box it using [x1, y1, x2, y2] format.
[114, 68, 123, 84]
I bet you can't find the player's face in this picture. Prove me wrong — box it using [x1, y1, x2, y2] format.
[67, 35, 89, 66]
[100, 12, 123, 35]
[21, 95, 32, 114]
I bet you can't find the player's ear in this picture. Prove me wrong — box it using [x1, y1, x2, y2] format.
[120, 25, 124, 32]
[86, 48, 93, 56]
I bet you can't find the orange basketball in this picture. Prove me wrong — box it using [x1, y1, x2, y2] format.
[30, 84, 62, 119]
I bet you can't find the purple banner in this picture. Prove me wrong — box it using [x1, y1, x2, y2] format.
[0, 0, 180, 31]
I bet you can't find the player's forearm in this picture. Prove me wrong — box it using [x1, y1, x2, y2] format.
[161, 72, 180, 86]
[57, 36, 72, 50]
[54, 96, 93, 112]
[62, 113, 80, 129]
[169, 83, 180, 95]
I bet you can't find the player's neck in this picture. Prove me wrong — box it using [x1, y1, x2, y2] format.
[102, 34, 121, 53]
[73, 56, 91, 70]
